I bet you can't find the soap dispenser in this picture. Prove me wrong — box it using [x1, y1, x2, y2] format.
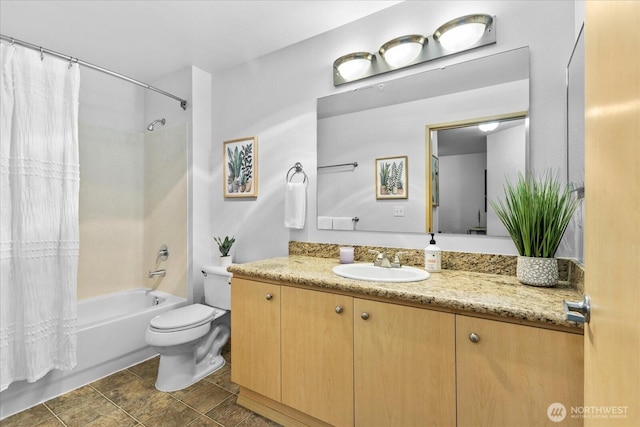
[425, 233, 441, 272]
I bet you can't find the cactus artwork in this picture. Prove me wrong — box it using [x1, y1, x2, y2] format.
[223, 137, 258, 197]
[376, 156, 408, 199]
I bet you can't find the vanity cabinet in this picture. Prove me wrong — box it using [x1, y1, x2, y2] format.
[231, 276, 583, 427]
[230, 277, 281, 402]
[456, 315, 584, 427]
[354, 299, 456, 426]
[281, 287, 354, 426]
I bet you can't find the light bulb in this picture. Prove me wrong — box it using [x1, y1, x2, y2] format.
[434, 14, 493, 52]
[335, 53, 373, 81]
[380, 35, 426, 67]
[478, 122, 500, 132]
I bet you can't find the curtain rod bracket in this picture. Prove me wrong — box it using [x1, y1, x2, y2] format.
[180, 100, 187, 110]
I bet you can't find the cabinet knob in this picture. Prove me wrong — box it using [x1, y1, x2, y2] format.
[335, 306, 344, 314]
[361, 312, 370, 320]
[469, 333, 480, 343]
[265, 293, 273, 301]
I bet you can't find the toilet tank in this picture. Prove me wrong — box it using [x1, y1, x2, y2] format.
[202, 265, 232, 310]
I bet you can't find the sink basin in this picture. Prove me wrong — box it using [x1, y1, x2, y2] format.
[332, 263, 430, 283]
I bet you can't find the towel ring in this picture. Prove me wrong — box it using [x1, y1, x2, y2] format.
[286, 162, 308, 184]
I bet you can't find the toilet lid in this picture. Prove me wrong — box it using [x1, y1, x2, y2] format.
[150, 304, 217, 332]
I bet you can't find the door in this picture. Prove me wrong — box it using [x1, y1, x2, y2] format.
[230, 278, 281, 402]
[281, 287, 354, 427]
[354, 299, 455, 426]
[584, 2, 640, 426]
[456, 316, 583, 427]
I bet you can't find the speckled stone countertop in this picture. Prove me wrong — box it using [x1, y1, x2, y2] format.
[228, 256, 584, 331]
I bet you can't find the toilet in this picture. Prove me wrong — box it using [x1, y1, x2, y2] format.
[145, 265, 231, 392]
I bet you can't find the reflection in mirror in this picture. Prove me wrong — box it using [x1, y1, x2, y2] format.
[567, 25, 585, 263]
[430, 116, 527, 236]
[317, 47, 530, 235]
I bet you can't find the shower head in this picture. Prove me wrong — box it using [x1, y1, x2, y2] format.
[147, 118, 166, 131]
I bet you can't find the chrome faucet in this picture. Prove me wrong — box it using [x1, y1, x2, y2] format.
[369, 250, 407, 268]
[148, 269, 166, 278]
[369, 250, 392, 268]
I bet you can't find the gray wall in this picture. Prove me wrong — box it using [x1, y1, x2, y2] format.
[212, 0, 576, 258]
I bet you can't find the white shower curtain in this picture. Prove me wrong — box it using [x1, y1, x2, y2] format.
[0, 44, 80, 392]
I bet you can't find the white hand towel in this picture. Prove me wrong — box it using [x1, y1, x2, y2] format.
[333, 217, 354, 230]
[284, 182, 306, 229]
[317, 216, 333, 230]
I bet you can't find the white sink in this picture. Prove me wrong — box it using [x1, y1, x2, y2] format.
[332, 263, 430, 283]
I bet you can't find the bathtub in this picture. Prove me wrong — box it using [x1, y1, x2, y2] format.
[0, 288, 186, 419]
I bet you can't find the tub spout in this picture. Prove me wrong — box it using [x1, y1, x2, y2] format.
[148, 269, 166, 278]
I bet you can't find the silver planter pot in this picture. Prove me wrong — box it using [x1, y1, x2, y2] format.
[516, 256, 559, 287]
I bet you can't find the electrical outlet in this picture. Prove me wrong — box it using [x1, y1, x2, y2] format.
[394, 206, 404, 217]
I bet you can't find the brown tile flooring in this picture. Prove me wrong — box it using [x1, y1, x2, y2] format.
[1, 345, 280, 427]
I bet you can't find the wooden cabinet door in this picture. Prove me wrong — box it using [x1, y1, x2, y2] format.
[231, 278, 281, 402]
[354, 299, 456, 427]
[281, 286, 354, 427]
[456, 316, 584, 427]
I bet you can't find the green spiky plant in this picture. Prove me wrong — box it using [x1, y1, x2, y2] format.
[489, 171, 578, 258]
[379, 163, 390, 193]
[227, 146, 243, 181]
[214, 236, 235, 257]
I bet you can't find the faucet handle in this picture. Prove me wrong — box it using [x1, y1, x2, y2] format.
[368, 249, 384, 266]
[392, 252, 408, 267]
[156, 244, 169, 263]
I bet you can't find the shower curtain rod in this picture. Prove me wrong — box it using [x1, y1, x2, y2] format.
[0, 34, 188, 110]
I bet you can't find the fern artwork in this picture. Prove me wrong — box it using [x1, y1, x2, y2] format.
[375, 156, 408, 199]
[223, 137, 258, 198]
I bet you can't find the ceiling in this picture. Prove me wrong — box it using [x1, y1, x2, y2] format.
[0, 0, 400, 82]
[438, 118, 526, 157]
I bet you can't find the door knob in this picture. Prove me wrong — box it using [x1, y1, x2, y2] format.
[265, 293, 273, 301]
[469, 333, 480, 343]
[361, 312, 370, 320]
[335, 306, 344, 314]
[563, 295, 591, 323]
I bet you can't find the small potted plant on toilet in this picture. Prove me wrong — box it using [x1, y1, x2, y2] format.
[490, 171, 578, 287]
[214, 236, 235, 268]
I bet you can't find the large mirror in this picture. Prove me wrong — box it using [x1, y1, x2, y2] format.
[317, 47, 529, 234]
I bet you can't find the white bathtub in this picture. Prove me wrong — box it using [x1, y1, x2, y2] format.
[0, 288, 186, 419]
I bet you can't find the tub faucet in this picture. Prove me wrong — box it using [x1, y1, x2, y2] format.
[369, 250, 392, 268]
[148, 269, 166, 278]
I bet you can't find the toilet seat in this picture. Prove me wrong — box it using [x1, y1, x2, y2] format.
[149, 304, 224, 333]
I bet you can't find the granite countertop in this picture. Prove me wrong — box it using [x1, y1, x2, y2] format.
[228, 255, 584, 331]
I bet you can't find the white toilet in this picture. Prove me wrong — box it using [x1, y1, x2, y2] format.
[145, 265, 231, 392]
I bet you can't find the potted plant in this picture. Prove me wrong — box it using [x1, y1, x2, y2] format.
[489, 171, 578, 287]
[214, 236, 235, 267]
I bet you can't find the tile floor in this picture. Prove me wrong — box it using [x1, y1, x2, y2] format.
[0, 345, 280, 427]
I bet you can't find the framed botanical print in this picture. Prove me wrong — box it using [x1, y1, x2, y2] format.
[223, 136, 258, 198]
[432, 155, 439, 206]
[375, 156, 408, 199]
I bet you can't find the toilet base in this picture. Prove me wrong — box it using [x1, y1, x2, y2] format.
[155, 353, 226, 392]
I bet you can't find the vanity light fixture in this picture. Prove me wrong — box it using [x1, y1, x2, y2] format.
[379, 35, 426, 68]
[334, 52, 374, 81]
[433, 14, 494, 51]
[478, 121, 500, 132]
[333, 14, 496, 86]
